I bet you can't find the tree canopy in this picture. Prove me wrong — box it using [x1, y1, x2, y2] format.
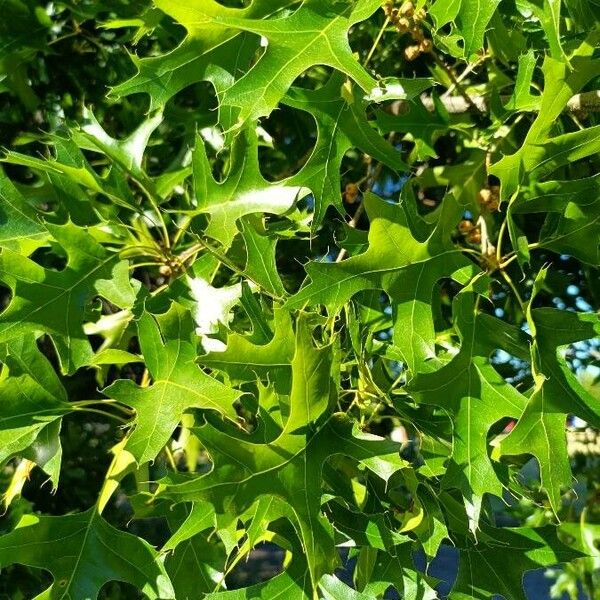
[0, 0, 599, 598]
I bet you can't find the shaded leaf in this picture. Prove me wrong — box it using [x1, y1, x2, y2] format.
[0, 508, 175, 599]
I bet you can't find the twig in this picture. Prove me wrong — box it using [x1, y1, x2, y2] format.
[335, 161, 386, 263]
[73, 406, 129, 424]
[441, 54, 489, 100]
[388, 90, 600, 116]
[500, 269, 525, 312]
[365, 16, 391, 67]
[476, 214, 495, 257]
[430, 51, 485, 118]
[179, 238, 283, 301]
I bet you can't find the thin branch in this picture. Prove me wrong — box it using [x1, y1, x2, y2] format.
[335, 160, 386, 263]
[177, 238, 283, 301]
[365, 16, 390, 67]
[441, 54, 490, 99]
[388, 90, 600, 116]
[430, 51, 485, 118]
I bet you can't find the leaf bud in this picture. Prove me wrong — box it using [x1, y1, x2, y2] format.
[458, 219, 474, 233]
[466, 228, 482, 244]
[344, 183, 360, 204]
[397, 17, 411, 32]
[478, 187, 499, 211]
[478, 188, 492, 204]
[419, 39, 432, 53]
[411, 26, 425, 41]
[414, 8, 427, 21]
[404, 44, 421, 61]
[399, 1, 415, 16]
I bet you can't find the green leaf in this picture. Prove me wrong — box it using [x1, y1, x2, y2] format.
[204, 526, 311, 600]
[519, 0, 565, 61]
[206, 571, 310, 600]
[3, 139, 105, 196]
[490, 33, 600, 198]
[485, 11, 527, 64]
[500, 269, 600, 512]
[414, 149, 487, 211]
[376, 98, 451, 161]
[325, 499, 408, 552]
[0, 0, 48, 109]
[0, 507, 175, 599]
[320, 574, 372, 600]
[0, 167, 47, 252]
[362, 546, 438, 600]
[489, 33, 600, 265]
[0, 337, 71, 487]
[0, 221, 138, 372]
[199, 306, 295, 392]
[430, 0, 501, 61]
[286, 192, 475, 374]
[3, 136, 114, 224]
[73, 107, 162, 178]
[283, 73, 407, 228]
[139, 499, 226, 598]
[409, 293, 528, 528]
[511, 174, 600, 264]
[159, 317, 402, 591]
[192, 128, 301, 249]
[206, 0, 382, 132]
[414, 485, 449, 558]
[239, 218, 286, 298]
[104, 303, 241, 464]
[451, 524, 584, 599]
[2, 1, 599, 595]
[161, 500, 216, 553]
[109, 1, 292, 110]
[503, 50, 540, 112]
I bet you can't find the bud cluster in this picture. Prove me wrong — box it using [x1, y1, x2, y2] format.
[343, 182, 360, 204]
[382, 1, 432, 61]
[458, 219, 481, 244]
[477, 186, 500, 212]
